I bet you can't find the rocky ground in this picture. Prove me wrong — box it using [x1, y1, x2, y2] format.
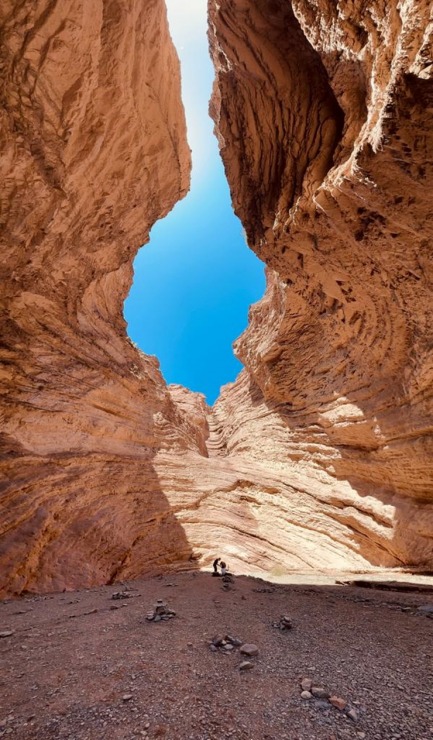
[1, 572, 432, 740]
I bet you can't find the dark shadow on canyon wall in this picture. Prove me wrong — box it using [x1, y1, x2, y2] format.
[0, 407, 198, 598]
[0, 0, 195, 598]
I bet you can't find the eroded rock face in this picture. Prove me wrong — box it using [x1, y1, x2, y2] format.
[204, 0, 433, 573]
[1, 0, 433, 596]
[0, 0, 195, 595]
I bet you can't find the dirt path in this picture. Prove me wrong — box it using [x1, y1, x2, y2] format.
[1, 572, 432, 739]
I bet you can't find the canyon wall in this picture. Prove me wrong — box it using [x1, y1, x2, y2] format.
[0, 0, 199, 596]
[1, 0, 433, 596]
[204, 0, 433, 573]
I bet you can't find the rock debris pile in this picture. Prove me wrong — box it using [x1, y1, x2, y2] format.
[299, 677, 359, 722]
[146, 599, 176, 623]
[220, 573, 234, 591]
[272, 615, 293, 631]
[208, 634, 244, 652]
[109, 589, 138, 611]
[208, 635, 260, 671]
[111, 591, 133, 601]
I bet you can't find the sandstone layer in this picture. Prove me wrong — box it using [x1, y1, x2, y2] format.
[0, 0, 196, 596]
[204, 0, 433, 573]
[1, 0, 433, 597]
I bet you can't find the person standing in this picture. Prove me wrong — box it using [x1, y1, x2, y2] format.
[212, 557, 221, 576]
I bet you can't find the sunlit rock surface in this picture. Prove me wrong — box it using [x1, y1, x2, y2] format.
[1, 0, 433, 596]
[0, 0, 193, 596]
[204, 0, 433, 573]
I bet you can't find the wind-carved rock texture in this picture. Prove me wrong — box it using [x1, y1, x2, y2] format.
[0, 0, 196, 597]
[203, 0, 433, 574]
[2, 0, 433, 597]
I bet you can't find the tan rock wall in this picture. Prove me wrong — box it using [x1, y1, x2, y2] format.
[207, 0, 433, 572]
[0, 0, 196, 596]
[1, 0, 433, 595]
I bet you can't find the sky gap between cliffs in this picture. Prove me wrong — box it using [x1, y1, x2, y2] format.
[124, 0, 265, 405]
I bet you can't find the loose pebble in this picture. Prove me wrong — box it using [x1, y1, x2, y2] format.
[239, 643, 259, 657]
[311, 687, 330, 699]
[347, 708, 359, 722]
[239, 661, 254, 671]
[329, 695, 347, 711]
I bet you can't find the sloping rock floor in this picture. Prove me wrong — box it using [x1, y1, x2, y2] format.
[1, 572, 432, 739]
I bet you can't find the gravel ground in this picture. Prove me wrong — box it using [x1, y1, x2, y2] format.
[1, 572, 432, 740]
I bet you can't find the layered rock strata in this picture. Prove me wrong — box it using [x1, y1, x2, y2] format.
[204, 0, 433, 572]
[1, 0, 433, 596]
[0, 0, 196, 596]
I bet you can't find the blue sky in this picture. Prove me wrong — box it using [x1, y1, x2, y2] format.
[124, 0, 265, 405]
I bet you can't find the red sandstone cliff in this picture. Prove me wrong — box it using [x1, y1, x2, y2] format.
[0, 0, 196, 596]
[1, 0, 433, 596]
[205, 0, 433, 573]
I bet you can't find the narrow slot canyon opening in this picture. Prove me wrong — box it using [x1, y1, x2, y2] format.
[1, 0, 432, 634]
[123, 0, 265, 405]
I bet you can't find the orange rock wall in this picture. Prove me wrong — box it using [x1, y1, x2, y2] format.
[0, 0, 197, 596]
[205, 0, 433, 572]
[1, 0, 433, 596]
